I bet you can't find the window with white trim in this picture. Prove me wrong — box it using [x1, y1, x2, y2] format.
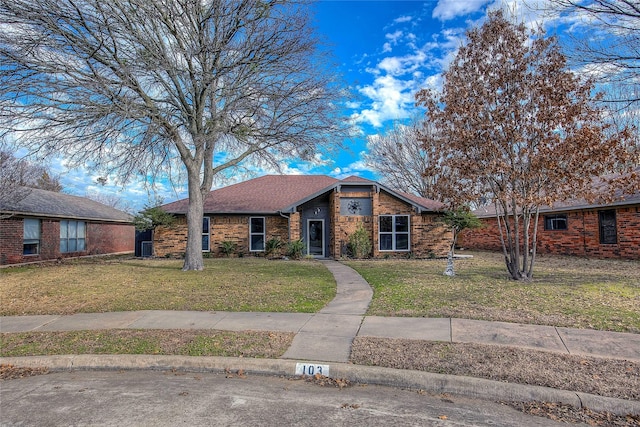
[60, 220, 86, 253]
[202, 216, 211, 252]
[379, 215, 410, 251]
[23, 218, 41, 255]
[250, 217, 265, 251]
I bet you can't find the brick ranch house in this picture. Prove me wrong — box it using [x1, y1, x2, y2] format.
[459, 191, 640, 260]
[1, 187, 135, 266]
[154, 175, 451, 259]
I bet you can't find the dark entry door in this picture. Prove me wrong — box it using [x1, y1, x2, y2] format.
[307, 219, 324, 257]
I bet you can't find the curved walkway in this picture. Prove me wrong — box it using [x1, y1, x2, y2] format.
[1, 260, 638, 363]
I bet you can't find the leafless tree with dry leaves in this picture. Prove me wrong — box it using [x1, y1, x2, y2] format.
[0, 0, 348, 270]
[537, 0, 639, 108]
[416, 11, 638, 281]
[0, 150, 63, 218]
[364, 118, 443, 200]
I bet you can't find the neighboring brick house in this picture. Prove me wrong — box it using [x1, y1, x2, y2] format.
[155, 175, 450, 259]
[459, 192, 640, 260]
[1, 187, 135, 266]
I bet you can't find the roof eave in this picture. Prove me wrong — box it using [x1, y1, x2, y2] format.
[376, 185, 440, 213]
[0, 210, 133, 223]
[280, 186, 337, 213]
[474, 198, 640, 218]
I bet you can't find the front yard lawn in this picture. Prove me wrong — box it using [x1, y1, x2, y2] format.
[346, 251, 640, 333]
[0, 257, 336, 315]
[0, 329, 293, 359]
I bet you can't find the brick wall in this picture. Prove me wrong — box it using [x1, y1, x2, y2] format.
[0, 217, 22, 265]
[377, 191, 413, 215]
[411, 214, 451, 258]
[87, 223, 135, 255]
[154, 216, 188, 257]
[1, 216, 134, 265]
[459, 205, 640, 260]
[330, 190, 451, 259]
[153, 189, 452, 260]
[289, 212, 301, 241]
[154, 215, 289, 258]
[330, 190, 375, 257]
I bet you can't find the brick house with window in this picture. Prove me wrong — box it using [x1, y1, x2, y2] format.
[154, 175, 451, 259]
[1, 187, 135, 265]
[459, 192, 640, 260]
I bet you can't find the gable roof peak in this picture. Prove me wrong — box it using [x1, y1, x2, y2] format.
[339, 175, 374, 183]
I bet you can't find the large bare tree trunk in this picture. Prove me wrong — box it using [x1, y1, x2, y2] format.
[183, 169, 205, 271]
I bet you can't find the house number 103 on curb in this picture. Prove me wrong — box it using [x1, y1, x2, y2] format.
[295, 363, 330, 377]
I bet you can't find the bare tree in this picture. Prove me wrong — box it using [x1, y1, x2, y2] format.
[0, 151, 31, 216]
[417, 11, 638, 281]
[538, 0, 640, 107]
[364, 119, 442, 199]
[0, 149, 62, 204]
[0, 0, 347, 270]
[83, 191, 132, 212]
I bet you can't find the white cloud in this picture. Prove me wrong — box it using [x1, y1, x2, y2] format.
[353, 73, 416, 128]
[345, 101, 361, 109]
[385, 30, 403, 45]
[351, 35, 443, 128]
[330, 160, 369, 179]
[433, 0, 492, 21]
[394, 15, 413, 24]
[377, 57, 403, 75]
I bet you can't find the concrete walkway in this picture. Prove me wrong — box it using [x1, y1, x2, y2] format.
[1, 260, 639, 363]
[282, 260, 373, 362]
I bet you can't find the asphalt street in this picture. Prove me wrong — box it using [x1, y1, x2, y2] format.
[0, 370, 570, 427]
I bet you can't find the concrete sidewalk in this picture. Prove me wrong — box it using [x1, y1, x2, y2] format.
[1, 259, 638, 363]
[2, 310, 639, 362]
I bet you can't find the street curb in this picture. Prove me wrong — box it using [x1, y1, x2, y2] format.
[2, 355, 638, 416]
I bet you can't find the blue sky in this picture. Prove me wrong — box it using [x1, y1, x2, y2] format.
[38, 0, 570, 211]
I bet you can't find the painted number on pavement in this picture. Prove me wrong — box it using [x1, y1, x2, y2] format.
[295, 363, 330, 377]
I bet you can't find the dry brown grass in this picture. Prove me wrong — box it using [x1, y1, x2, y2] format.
[0, 329, 293, 358]
[351, 337, 640, 401]
[0, 257, 335, 315]
[347, 251, 640, 332]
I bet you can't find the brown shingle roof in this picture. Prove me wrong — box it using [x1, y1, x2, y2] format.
[162, 174, 445, 214]
[339, 175, 375, 184]
[162, 175, 339, 214]
[398, 191, 446, 211]
[0, 187, 133, 222]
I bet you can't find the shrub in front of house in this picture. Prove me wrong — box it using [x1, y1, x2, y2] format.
[348, 223, 372, 259]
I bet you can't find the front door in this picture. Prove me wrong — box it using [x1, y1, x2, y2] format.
[307, 219, 324, 257]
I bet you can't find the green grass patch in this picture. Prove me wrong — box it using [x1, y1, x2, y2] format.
[0, 330, 294, 358]
[0, 258, 335, 315]
[346, 251, 640, 332]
